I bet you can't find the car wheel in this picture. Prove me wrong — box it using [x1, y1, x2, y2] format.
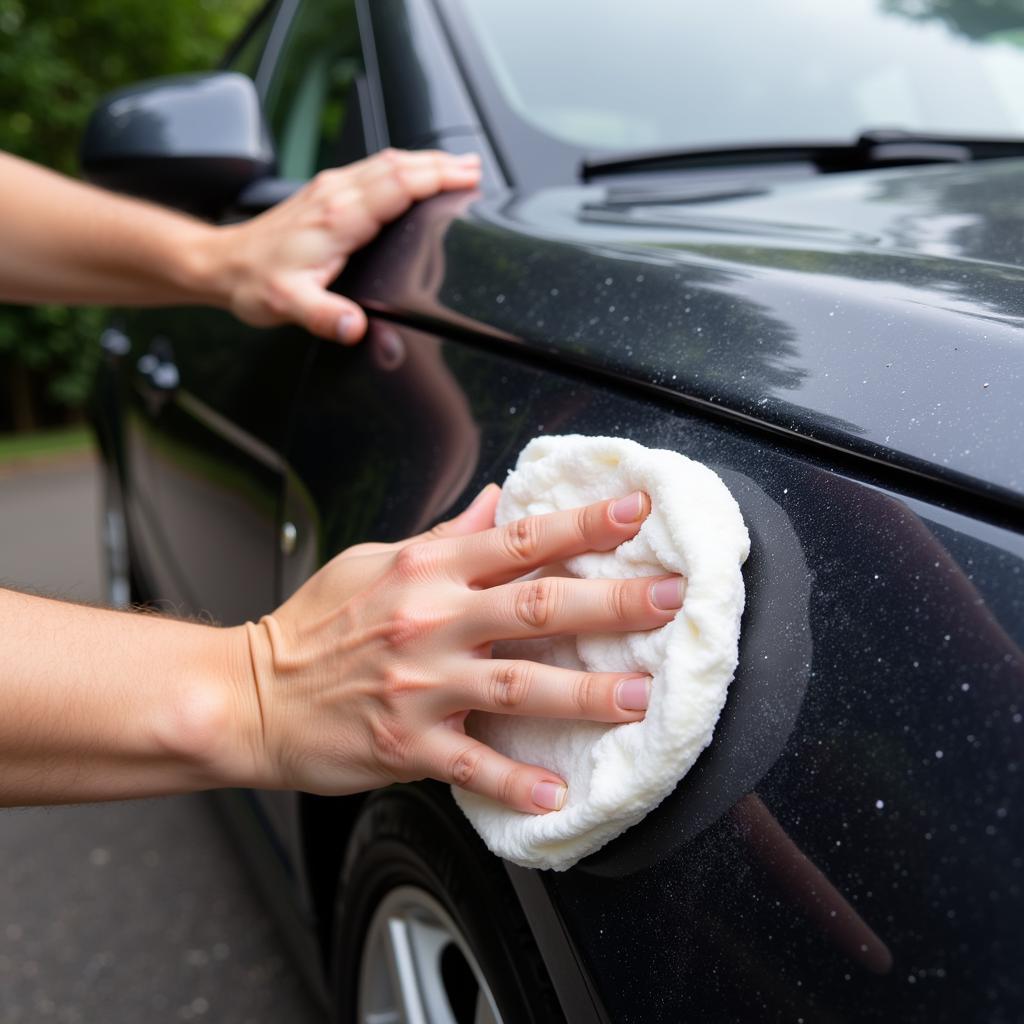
[332, 784, 563, 1024]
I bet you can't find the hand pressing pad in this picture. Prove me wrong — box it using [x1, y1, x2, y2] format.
[452, 435, 750, 871]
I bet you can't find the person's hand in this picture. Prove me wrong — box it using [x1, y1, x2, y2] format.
[209, 148, 481, 343]
[223, 485, 687, 813]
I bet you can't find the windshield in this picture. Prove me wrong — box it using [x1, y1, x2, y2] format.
[453, 0, 1024, 157]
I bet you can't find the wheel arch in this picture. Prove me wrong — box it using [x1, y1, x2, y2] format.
[298, 790, 369, 970]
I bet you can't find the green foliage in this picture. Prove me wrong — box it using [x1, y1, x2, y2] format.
[0, 0, 261, 427]
[882, 0, 1024, 41]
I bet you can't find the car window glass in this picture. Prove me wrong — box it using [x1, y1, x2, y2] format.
[263, 0, 362, 178]
[455, 0, 1024, 153]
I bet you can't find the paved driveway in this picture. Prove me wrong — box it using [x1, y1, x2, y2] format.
[0, 455, 324, 1023]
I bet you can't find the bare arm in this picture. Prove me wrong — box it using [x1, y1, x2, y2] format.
[0, 147, 481, 342]
[1, 489, 682, 811]
[0, 148, 687, 811]
[0, 588, 250, 804]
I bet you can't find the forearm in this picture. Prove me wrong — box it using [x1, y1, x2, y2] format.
[0, 589, 259, 806]
[0, 147, 481, 342]
[0, 151, 228, 309]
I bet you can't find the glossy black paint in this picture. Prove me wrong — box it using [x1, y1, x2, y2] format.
[88, 1, 1024, 1021]
[347, 163, 1024, 517]
[274, 308, 1023, 1021]
[81, 71, 275, 216]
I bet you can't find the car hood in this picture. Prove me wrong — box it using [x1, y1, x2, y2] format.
[350, 159, 1024, 513]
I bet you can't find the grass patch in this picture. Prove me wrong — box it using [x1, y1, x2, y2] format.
[0, 426, 94, 465]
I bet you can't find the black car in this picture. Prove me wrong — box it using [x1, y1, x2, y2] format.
[85, 1, 1024, 1021]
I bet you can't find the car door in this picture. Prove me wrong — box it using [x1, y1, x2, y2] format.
[119, 0, 368, 627]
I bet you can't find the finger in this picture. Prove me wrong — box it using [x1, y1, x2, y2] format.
[372, 148, 482, 194]
[426, 730, 568, 814]
[315, 149, 473, 192]
[389, 486, 501, 557]
[425, 484, 501, 540]
[314, 153, 480, 256]
[344, 148, 480, 189]
[463, 573, 686, 645]
[387, 486, 501, 581]
[452, 660, 652, 723]
[287, 280, 368, 344]
[357, 150, 481, 225]
[438, 492, 651, 587]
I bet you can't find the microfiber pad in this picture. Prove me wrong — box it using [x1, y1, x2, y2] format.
[452, 434, 750, 871]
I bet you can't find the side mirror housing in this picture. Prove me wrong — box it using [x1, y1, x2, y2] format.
[81, 71, 275, 217]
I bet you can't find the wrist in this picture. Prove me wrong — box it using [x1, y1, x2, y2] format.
[151, 623, 271, 790]
[170, 219, 241, 312]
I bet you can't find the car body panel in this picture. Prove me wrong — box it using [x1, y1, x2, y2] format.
[347, 165, 1024, 513]
[275, 307, 1023, 1021]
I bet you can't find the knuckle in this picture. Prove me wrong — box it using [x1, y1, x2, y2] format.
[497, 766, 527, 808]
[379, 665, 421, 699]
[311, 168, 341, 194]
[386, 167, 405, 193]
[513, 578, 559, 631]
[571, 505, 591, 546]
[382, 604, 435, 650]
[490, 662, 532, 708]
[607, 579, 634, 621]
[571, 672, 596, 714]
[264, 275, 294, 318]
[324, 189, 359, 223]
[370, 715, 412, 772]
[502, 516, 541, 563]
[448, 745, 482, 787]
[393, 542, 434, 580]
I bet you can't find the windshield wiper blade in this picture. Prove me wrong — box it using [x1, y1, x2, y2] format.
[581, 129, 1024, 180]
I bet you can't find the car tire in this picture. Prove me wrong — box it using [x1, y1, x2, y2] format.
[331, 783, 563, 1024]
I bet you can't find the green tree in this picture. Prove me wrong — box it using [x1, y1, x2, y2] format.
[0, 0, 261, 430]
[883, 0, 1024, 41]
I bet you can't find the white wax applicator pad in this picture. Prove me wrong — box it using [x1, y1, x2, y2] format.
[452, 435, 750, 871]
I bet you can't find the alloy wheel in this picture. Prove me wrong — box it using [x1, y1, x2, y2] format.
[357, 884, 504, 1024]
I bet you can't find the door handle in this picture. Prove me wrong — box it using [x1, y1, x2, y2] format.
[136, 338, 179, 392]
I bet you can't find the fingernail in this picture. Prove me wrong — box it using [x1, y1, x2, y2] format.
[610, 491, 644, 524]
[337, 312, 358, 344]
[616, 675, 652, 711]
[651, 577, 685, 611]
[532, 780, 567, 811]
[456, 151, 481, 164]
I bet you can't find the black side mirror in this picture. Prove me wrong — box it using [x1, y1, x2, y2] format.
[81, 71, 275, 218]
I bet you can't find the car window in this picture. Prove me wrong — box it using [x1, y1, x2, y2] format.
[453, 0, 1024, 154]
[263, 0, 363, 179]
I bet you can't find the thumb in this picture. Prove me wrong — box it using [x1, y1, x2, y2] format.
[410, 484, 501, 545]
[290, 279, 368, 344]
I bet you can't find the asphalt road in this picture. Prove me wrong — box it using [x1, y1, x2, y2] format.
[0, 455, 324, 1023]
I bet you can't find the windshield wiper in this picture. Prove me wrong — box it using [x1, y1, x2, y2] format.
[581, 129, 1024, 180]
